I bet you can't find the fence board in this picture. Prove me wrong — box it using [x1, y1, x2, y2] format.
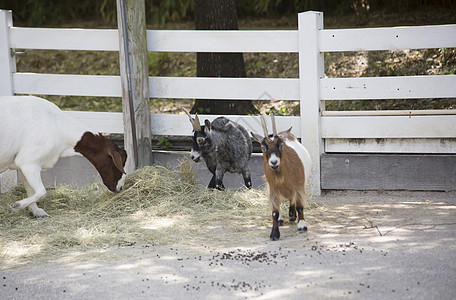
[325, 138, 456, 154]
[13, 73, 300, 100]
[150, 114, 301, 137]
[323, 110, 456, 116]
[64, 111, 301, 137]
[321, 153, 456, 191]
[149, 77, 299, 100]
[13, 73, 122, 96]
[65, 111, 124, 133]
[320, 24, 456, 52]
[147, 30, 298, 53]
[320, 75, 456, 100]
[10, 27, 119, 51]
[321, 115, 456, 138]
[10, 28, 299, 53]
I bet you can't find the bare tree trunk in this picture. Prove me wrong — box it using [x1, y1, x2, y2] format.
[191, 0, 259, 115]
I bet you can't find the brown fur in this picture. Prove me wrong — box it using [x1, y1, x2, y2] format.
[252, 128, 307, 240]
[74, 132, 127, 192]
[262, 138, 306, 212]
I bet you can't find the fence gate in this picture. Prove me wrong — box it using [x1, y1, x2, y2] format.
[306, 12, 456, 191]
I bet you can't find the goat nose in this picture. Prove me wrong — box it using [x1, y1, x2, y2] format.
[270, 160, 278, 169]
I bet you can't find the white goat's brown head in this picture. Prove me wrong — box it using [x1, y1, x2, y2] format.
[251, 114, 292, 171]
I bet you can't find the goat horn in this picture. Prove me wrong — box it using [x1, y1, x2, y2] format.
[182, 107, 201, 131]
[271, 113, 277, 137]
[260, 115, 269, 139]
[194, 113, 201, 131]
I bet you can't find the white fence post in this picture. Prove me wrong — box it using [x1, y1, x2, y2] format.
[0, 10, 15, 96]
[0, 10, 18, 192]
[298, 11, 324, 196]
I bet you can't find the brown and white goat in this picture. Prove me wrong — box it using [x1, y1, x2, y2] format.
[251, 115, 311, 240]
[0, 96, 127, 217]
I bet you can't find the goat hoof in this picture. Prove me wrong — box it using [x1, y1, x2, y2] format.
[9, 202, 21, 213]
[297, 220, 308, 232]
[298, 226, 308, 232]
[289, 217, 296, 222]
[278, 218, 284, 226]
[270, 228, 280, 241]
[29, 210, 49, 218]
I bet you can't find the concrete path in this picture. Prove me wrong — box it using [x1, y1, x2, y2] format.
[1, 191, 455, 299]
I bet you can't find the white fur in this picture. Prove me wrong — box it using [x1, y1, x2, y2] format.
[268, 153, 280, 169]
[116, 173, 127, 192]
[284, 139, 312, 185]
[0, 96, 111, 217]
[190, 148, 202, 162]
[297, 220, 307, 231]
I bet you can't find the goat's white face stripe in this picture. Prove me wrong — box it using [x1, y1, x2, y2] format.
[190, 148, 202, 162]
[116, 173, 126, 192]
[268, 153, 280, 168]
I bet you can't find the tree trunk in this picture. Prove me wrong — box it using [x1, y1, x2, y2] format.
[191, 0, 259, 115]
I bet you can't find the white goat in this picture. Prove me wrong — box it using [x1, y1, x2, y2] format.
[251, 114, 312, 240]
[0, 96, 127, 217]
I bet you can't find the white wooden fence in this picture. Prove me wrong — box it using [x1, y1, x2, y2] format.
[1, 10, 455, 193]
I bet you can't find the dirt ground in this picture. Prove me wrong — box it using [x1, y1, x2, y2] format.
[1, 190, 455, 299]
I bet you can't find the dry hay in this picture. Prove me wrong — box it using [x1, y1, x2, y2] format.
[0, 160, 320, 269]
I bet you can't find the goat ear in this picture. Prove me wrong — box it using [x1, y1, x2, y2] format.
[278, 127, 292, 140]
[109, 149, 126, 174]
[250, 132, 263, 143]
[204, 119, 211, 134]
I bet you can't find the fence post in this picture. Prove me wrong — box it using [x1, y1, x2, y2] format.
[116, 0, 152, 173]
[298, 11, 324, 196]
[0, 10, 18, 192]
[0, 10, 15, 96]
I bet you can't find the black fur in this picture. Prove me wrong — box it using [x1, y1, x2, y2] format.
[190, 117, 253, 190]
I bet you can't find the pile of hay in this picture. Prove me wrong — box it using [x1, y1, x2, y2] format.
[0, 160, 319, 268]
[0, 161, 267, 267]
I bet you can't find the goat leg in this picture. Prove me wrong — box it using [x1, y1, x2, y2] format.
[289, 203, 297, 222]
[215, 169, 225, 190]
[10, 166, 48, 217]
[208, 174, 217, 189]
[270, 211, 281, 241]
[242, 169, 252, 189]
[296, 206, 308, 232]
[208, 174, 225, 190]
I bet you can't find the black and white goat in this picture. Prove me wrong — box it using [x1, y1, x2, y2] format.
[0, 96, 127, 217]
[183, 108, 252, 190]
[251, 114, 312, 240]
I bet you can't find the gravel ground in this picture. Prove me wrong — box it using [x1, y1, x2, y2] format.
[1, 190, 455, 300]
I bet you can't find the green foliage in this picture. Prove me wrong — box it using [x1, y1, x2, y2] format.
[266, 105, 294, 116]
[146, 0, 193, 26]
[156, 137, 173, 150]
[3, 0, 454, 27]
[197, 107, 211, 114]
[0, 0, 117, 26]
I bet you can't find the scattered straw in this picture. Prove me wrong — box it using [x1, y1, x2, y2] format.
[0, 159, 321, 269]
